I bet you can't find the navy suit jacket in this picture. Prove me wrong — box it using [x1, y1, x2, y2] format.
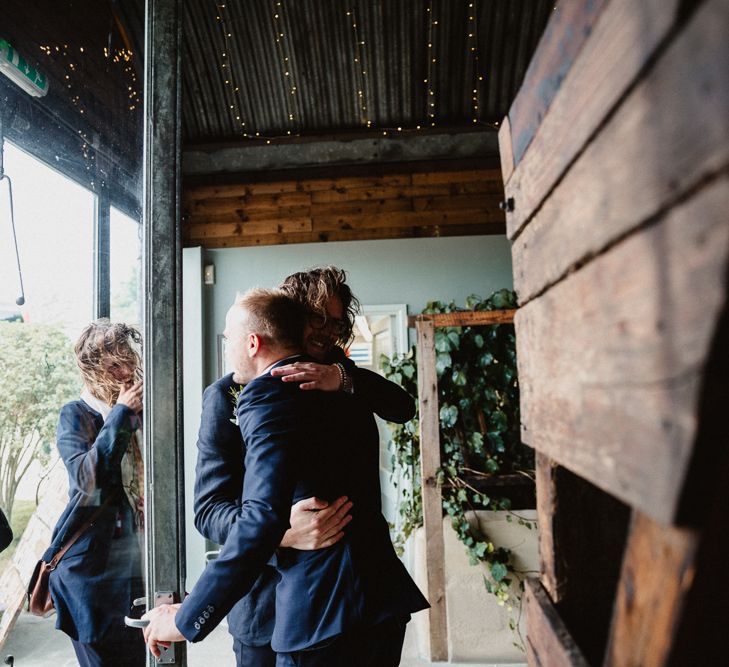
[45, 400, 143, 643]
[193, 373, 278, 646]
[179, 356, 428, 652]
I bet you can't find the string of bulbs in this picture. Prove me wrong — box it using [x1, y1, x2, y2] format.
[212, 0, 499, 144]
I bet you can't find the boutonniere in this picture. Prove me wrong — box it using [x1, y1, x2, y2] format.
[228, 384, 244, 425]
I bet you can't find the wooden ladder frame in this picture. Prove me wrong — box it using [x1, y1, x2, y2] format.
[412, 308, 516, 662]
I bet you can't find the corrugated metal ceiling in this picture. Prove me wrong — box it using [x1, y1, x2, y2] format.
[182, 0, 553, 145]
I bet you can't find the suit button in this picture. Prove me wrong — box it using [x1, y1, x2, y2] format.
[207, 605, 214, 613]
[203, 611, 210, 619]
[194, 622, 200, 630]
[199, 617, 205, 625]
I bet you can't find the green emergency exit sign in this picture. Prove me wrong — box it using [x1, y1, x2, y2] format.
[0, 38, 49, 97]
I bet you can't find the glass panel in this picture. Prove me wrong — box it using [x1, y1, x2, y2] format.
[110, 206, 142, 326]
[0, 1, 145, 662]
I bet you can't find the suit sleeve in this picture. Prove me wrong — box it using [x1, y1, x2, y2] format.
[350, 366, 416, 424]
[176, 379, 299, 642]
[56, 401, 136, 498]
[193, 383, 244, 546]
[332, 348, 415, 423]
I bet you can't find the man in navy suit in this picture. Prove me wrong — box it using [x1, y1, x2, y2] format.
[194, 370, 353, 666]
[143, 288, 427, 664]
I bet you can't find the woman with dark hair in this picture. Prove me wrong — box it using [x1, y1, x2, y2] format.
[275, 265, 414, 423]
[44, 320, 145, 667]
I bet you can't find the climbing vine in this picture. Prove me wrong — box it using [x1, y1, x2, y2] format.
[381, 289, 536, 648]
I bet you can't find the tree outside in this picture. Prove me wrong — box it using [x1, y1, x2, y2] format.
[0, 322, 78, 524]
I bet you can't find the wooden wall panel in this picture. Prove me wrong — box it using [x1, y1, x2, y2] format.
[604, 513, 698, 667]
[511, 0, 729, 302]
[516, 176, 729, 524]
[507, 0, 609, 167]
[524, 579, 590, 667]
[503, 0, 680, 241]
[182, 167, 505, 247]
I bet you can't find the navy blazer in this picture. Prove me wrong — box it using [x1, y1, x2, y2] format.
[193, 357, 416, 647]
[45, 400, 143, 643]
[193, 373, 278, 647]
[178, 356, 428, 652]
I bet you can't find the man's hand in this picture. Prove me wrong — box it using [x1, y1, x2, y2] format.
[280, 496, 353, 549]
[271, 362, 343, 391]
[142, 603, 185, 658]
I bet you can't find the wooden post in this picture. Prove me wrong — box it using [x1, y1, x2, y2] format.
[416, 318, 448, 661]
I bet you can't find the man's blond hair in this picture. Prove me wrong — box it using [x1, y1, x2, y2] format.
[233, 288, 305, 352]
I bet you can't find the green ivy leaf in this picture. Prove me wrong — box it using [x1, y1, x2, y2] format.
[402, 364, 415, 379]
[491, 562, 508, 582]
[435, 352, 452, 374]
[447, 331, 461, 349]
[439, 404, 459, 428]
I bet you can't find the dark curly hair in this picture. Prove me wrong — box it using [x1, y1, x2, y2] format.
[279, 266, 360, 346]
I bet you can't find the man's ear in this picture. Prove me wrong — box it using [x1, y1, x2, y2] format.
[247, 332, 261, 357]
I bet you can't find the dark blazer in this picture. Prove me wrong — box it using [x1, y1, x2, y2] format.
[193, 373, 278, 647]
[44, 400, 143, 644]
[193, 357, 416, 647]
[178, 356, 428, 652]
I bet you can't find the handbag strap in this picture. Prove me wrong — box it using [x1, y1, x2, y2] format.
[48, 490, 119, 569]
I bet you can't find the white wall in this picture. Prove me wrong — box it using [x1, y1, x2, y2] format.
[202, 235, 513, 383]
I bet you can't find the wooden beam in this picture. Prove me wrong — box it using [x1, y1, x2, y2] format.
[408, 310, 515, 328]
[507, 0, 680, 239]
[515, 176, 729, 524]
[416, 319, 448, 662]
[604, 512, 698, 667]
[184, 222, 504, 249]
[524, 578, 590, 667]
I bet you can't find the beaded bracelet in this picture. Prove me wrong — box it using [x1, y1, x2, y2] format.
[334, 363, 354, 394]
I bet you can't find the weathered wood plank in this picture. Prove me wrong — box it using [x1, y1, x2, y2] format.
[515, 176, 729, 523]
[409, 310, 515, 328]
[411, 194, 503, 212]
[183, 222, 503, 249]
[411, 169, 502, 186]
[185, 217, 313, 238]
[416, 319, 448, 662]
[508, 0, 610, 168]
[535, 456, 631, 664]
[510, 0, 729, 300]
[506, 0, 680, 240]
[535, 453, 561, 602]
[604, 512, 698, 667]
[497, 115, 514, 186]
[184, 191, 312, 213]
[312, 208, 502, 233]
[524, 578, 590, 667]
[309, 181, 500, 204]
[186, 174, 414, 199]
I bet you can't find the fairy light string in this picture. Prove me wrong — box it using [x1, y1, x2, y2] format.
[425, 0, 437, 127]
[272, 0, 299, 138]
[347, 6, 370, 128]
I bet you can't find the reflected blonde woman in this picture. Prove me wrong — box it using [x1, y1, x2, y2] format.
[44, 320, 146, 667]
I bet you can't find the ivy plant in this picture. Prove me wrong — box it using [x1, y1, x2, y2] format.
[381, 289, 536, 647]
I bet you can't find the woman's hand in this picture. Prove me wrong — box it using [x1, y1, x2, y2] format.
[117, 381, 143, 414]
[280, 496, 353, 550]
[271, 362, 344, 391]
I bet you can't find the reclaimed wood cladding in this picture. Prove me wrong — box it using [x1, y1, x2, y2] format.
[182, 168, 505, 248]
[500, 0, 729, 664]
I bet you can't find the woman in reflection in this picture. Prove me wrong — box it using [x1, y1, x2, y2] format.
[44, 320, 145, 667]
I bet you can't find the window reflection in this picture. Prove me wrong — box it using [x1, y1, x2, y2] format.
[0, 1, 144, 660]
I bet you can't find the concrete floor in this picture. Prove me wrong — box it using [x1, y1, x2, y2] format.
[2, 611, 525, 666]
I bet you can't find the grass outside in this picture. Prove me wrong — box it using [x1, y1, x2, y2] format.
[0, 499, 37, 572]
